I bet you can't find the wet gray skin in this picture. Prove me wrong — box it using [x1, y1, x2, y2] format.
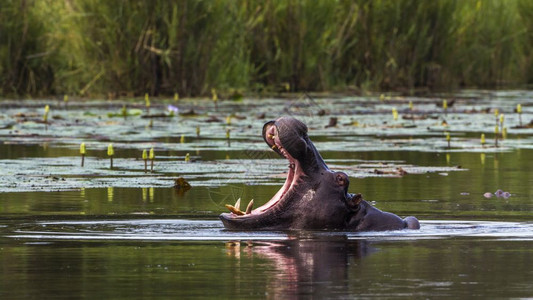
[219, 116, 420, 231]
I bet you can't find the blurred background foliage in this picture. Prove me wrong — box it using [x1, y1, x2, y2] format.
[1, 0, 533, 98]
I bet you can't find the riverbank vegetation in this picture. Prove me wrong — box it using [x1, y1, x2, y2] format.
[1, 0, 533, 98]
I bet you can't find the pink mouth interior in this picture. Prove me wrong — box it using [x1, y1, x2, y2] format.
[248, 124, 300, 215]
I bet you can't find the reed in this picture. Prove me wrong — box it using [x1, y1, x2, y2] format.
[1, 0, 531, 97]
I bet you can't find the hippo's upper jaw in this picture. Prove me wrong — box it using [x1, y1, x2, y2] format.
[219, 116, 420, 231]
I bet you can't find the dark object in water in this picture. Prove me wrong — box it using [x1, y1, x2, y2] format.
[205, 116, 222, 123]
[484, 189, 511, 199]
[179, 109, 197, 116]
[436, 99, 455, 107]
[374, 167, 407, 176]
[174, 177, 191, 191]
[141, 113, 172, 118]
[325, 117, 338, 128]
[511, 119, 533, 129]
[0, 122, 16, 129]
[402, 114, 429, 121]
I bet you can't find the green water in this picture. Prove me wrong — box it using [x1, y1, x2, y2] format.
[1, 149, 532, 299]
[1, 95, 533, 298]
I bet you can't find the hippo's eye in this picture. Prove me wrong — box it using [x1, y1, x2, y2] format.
[336, 175, 343, 183]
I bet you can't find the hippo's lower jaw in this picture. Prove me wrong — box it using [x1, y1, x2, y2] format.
[219, 116, 420, 231]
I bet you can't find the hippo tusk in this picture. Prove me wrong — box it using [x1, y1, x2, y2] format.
[225, 204, 245, 215]
[245, 199, 254, 214]
[225, 198, 245, 215]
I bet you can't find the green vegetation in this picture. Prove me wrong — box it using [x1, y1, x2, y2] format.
[1, 0, 533, 97]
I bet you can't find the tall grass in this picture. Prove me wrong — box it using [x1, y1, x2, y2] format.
[0, 0, 52, 96]
[1, 0, 532, 98]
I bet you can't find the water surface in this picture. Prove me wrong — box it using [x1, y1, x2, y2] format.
[1, 92, 532, 298]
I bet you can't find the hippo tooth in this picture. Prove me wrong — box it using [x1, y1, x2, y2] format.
[268, 134, 275, 139]
[234, 198, 241, 210]
[245, 199, 254, 214]
[271, 144, 277, 150]
[225, 204, 245, 215]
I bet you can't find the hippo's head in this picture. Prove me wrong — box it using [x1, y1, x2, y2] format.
[220, 117, 355, 230]
[219, 116, 420, 231]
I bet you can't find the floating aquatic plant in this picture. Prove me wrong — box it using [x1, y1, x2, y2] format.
[516, 104, 522, 126]
[392, 108, 398, 121]
[145, 93, 150, 113]
[499, 114, 505, 136]
[43, 105, 50, 123]
[108, 106, 142, 118]
[121, 105, 127, 118]
[80, 142, 86, 167]
[212, 88, 218, 110]
[149, 147, 155, 172]
[107, 143, 114, 169]
[142, 149, 148, 173]
[167, 105, 179, 117]
[174, 92, 179, 102]
[494, 126, 499, 147]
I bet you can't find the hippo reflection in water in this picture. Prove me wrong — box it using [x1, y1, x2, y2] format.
[220, 116, 420, 231]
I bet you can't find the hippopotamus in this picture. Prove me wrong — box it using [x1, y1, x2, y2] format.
[220, 116, 420, 231]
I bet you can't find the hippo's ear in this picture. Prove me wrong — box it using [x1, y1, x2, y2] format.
[346, 193, 363, 210]
[262, 121, 275, 144]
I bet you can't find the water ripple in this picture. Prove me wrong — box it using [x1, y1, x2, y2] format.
[6, 219, 533, 242]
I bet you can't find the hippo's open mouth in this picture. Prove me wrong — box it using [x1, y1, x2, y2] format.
[220, 116, 420, 231]
[222, 121, 302, 218]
